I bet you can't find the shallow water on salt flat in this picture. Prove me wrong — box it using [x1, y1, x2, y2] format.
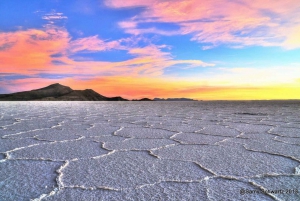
[0, 101, 300, 201]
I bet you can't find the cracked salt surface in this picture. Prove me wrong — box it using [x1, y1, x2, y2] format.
[115, 127, 177, 139]
[270, 126, 300, 137]
[172, 133, 227, 145]
[251, 175, 300, 201]
[207, 178, 274, 201]
[152, 143, 299, 177]
[45, 182, 209, 201]
[10, 139, 109, 161]
[62, 151, 211, 189]
[103, 139, 177, 150]
[0, 101, 300, 200]
[244, 139, 300, 161]
[0, 160, 62, 201]
[275, 136, 300, 145]
[197, 125, 240, 137]
[0, 138, 43, 153]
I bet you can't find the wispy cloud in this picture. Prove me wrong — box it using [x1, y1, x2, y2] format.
[118, 20, 180, 36]
[0, 25, 212, 77]
[42, 13, 68, 20]
[68, 35, 123, 53]
[40, 10, 68, 26]
[106, 0, 300, 49]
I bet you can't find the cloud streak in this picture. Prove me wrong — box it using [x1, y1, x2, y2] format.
[0, 25, 213, 77]
[68, 35, 123, 53]
[107, 0, 300, 49]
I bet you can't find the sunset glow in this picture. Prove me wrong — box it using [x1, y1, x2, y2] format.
[1, 0, 300, 100]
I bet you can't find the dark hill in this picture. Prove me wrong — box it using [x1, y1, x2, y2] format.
[153, 98, 198, 101]
[108, 96, 129, 101]
[0, 83, 129, 101]
[132, 98, 153, 101]
[0, 83, 72, 101]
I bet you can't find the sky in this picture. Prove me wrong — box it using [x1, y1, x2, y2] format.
[0, 0, 300, 100]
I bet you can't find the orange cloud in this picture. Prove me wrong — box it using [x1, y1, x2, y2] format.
[0, 26, 70, 74]
[108, 0, 300, 48]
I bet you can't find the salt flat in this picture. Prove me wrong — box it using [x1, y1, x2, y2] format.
[0, 101, 300, 201]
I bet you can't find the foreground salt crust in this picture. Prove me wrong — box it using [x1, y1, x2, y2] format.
[0, 101, 300, 201]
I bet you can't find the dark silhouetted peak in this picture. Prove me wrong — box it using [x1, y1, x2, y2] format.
[0, 83, 137, 101]
[48, 83, 63, 87]
[154, 98, 197, 101]
[37, 83, 72, 91]
[139, 98, 152, 101]
[108, 96, 129, 101]
[0, 83, 73, 100]
[132, 98, 153, 101]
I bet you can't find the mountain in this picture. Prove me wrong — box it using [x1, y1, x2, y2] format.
[132, 98, 153, 101]
[106, 96, 129, 101]
[0, 84, 198, 101]
[0, 83, 129, 101]
[153, 98, 198, 101]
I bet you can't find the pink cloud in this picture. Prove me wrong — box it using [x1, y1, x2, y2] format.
[0, 26, 212, 77]
[105, 0, 153, 8]
[118, 21, 137, 29]
[107, 0, 300, 48]
[0, 26, 70, 74]
[68, 35, 123, 53]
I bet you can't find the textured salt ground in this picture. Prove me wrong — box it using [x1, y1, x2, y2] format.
[44, 182, 208, 201]
[0, 128, 23, 137]
[35, 131, 82, 142]
[237, 133, 276, 140]
[0, 101, 300, 201]
[3, 127, 83, 142]
[62, 151, 212, 189]
[270, 126, 300, 137]
[0, 119, 16, 127]
[207, 178, 274, 201]
[220, 123, 273, 134]
[115, 127, 177, 139]
[9, 139, 109, 161]
[101, 122, 149, 128]
[151, 143, 299, 177]
[275, 136, 300, 145]
[0, 160, 62, 201]
[103, 139, 177, 150]
[0, 138, 43, 153]
[79, 124, 120, 137]
[244, 139, 300, 161]
[151, 124, 204, 133]
[3, 118, 62, 133]
[251, 175, 300, 201]
[196, 125, 240, 137]
[172, 133, 227, 144]
[91, 135, 128, 143]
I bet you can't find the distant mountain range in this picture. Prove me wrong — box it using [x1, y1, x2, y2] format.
[153, 98, 198, 101]
[0, 83, 198, 101]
